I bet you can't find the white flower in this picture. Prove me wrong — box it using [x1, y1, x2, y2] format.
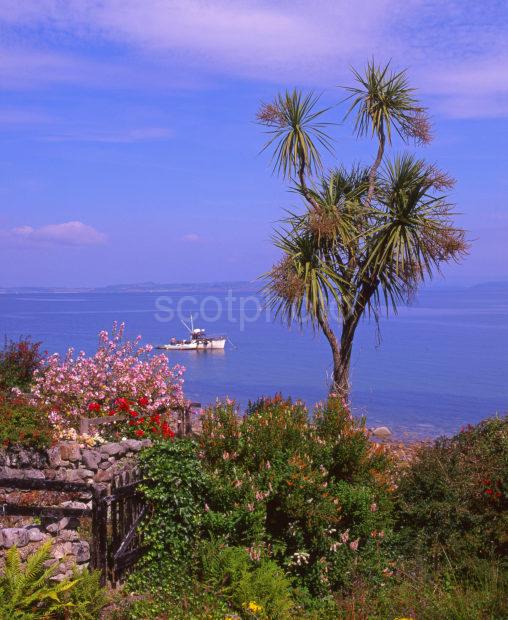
[291, 551, 310, 566]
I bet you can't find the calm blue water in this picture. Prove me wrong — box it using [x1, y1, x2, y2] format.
[0, 287, 507, 438]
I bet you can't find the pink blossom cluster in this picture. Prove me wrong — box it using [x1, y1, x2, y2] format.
[31, 322, 185, 427]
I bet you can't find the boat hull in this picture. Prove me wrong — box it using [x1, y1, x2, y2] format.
[158, 337, 226, 351]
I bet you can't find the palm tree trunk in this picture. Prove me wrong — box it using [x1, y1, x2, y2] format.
[334, 315, 359, 398]
[315, 309, 344, 395]
[366, 128, 385, 208]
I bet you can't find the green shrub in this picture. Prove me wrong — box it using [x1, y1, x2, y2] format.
[396, 415, 508, 563]
[132, 438, 208, 586]
[199, 395, 393, 596]
[334, 557, 508, 620]
[0, 393, 53, 448]
[127, 401, 507, 618]
[0, 336, 42, 393]
[199, 542, 295, 619]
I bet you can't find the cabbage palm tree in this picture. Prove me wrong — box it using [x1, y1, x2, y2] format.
[259, 62, 466, 398]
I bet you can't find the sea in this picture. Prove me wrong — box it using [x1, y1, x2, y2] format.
[1, 284, 507, 438]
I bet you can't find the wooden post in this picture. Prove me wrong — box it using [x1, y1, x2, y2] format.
[80, 417, 90, 435]
[91, 485, 108, 586]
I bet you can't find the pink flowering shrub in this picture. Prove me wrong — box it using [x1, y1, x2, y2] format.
[31, 322, 185, 429]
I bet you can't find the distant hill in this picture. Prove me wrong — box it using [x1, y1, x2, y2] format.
[94, 281, 259, 293]
[469, 281, 508, 292]
[0, 281, 259, 294]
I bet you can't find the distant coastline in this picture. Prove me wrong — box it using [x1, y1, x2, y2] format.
[0, 281, 259, 295]
[1, 279, 507, 295]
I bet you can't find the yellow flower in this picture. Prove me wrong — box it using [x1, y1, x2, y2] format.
[244, 600, 263, 614]
[394, 617, 415, 620]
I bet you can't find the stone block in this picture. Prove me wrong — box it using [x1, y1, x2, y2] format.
[72, 541, 90, 563]
[27, 527, 46, 542]
[100, 443, 123, 456]
[59, 442, 81, 462]
[46, 517, 70, 533]
[57, 529, 79, 542]
[1, 528, 30, 548]
[94, 468, 113, 483]
[81, 449, 101, 470]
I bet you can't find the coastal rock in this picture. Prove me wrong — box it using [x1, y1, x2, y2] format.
[372, 426, 392, 439]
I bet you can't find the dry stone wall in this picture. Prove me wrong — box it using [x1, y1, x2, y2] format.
[0, 438, 150, 580]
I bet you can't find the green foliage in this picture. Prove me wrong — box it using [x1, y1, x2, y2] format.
[132, 438, 208, 586]
[0, 543, 108, 620]
[65, 568, 108, 619]
[396, 415, 508, 563]
[0, 542, 77, 619]
[0, 336, 42, 393]
[257, 89, 333, 179]
[199, 542, 295, 619]
[126, 408, 506, 619]
[0, 393, 53, 448]
[344, 59, 429, 144]
[334, 558, 508, 620]
[199, 396, 393, 595]
[259, 62, 466, 396]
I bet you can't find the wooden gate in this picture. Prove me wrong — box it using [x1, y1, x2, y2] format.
[107, 468, 147, 586]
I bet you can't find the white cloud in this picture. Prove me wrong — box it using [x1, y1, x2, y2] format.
[8, 221, 107, 246]
[181, 233, 201, 242]
[0, 0, 507, 117]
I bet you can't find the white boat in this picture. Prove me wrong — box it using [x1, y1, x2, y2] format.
[157, 318, 226, 351]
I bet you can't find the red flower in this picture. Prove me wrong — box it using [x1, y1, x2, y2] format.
[482, 479, 491, 486]
[161, 422, 175, 439]
[138, 397, 149, 407]
[108, 410, 116, 416]
[495, 492, 502, 499]
[88, 402, 101, 412]
[129, 420, 136, 426]
[138, 417, 145, 424]
[134, 429, 145, 437]
[129, 409, 138, 417]
[115, 397, 131, 411]
[485, 488, 493, 496]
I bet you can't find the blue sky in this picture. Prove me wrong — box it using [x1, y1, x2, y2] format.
[0, 0, 506, 287]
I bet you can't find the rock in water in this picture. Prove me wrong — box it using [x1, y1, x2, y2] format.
[372, 426, 392, 438]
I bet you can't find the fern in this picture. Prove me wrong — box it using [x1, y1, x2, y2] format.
[0, 542, 78, 619]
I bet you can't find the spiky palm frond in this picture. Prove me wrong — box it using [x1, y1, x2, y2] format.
[364, 154, 468, 284]
[344, 60, 431, 145]
[258, 89, 334, 179]
[262, 228, 345, 327]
